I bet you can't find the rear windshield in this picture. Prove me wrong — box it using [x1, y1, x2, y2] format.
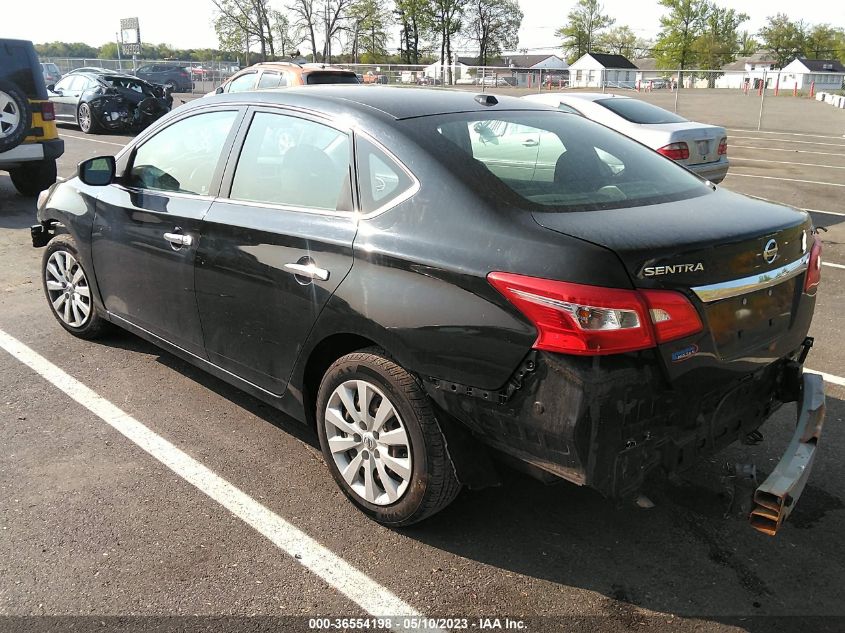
[306, 72, 360, 85]
[594, 98, 687, 124]
[406, 110, 709, 212]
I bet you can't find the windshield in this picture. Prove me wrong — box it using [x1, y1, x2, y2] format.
[306, 72, 360, 85]
[594, 98, 687, 124]
[406, 110, 709, 213]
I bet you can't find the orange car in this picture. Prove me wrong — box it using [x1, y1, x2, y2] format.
[210, 62, 359, 95]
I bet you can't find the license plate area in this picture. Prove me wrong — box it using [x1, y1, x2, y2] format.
[706, 278, 798, 359]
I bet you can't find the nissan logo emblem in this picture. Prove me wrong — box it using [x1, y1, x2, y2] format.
[763, 239, 779, 264]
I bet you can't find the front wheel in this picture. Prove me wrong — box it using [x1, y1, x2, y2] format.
[10, 159, 57, 196]
[42, 234, 108, 339]
[316, 349, 461, 526]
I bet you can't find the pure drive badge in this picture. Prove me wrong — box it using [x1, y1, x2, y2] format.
[642, 262, 704, 277]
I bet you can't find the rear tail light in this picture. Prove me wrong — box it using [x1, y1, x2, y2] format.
[40, 101, 55, 121]
[804, 236, 822, 293]
[718, 137, 728, 155]
[657, 142, 689, 160]
[488, 272, 703, 356]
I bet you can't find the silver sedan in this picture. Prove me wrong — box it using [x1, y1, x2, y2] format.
[523, 92, 729, 183]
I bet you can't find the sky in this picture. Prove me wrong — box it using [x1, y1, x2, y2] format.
[6, 0, 843, 56]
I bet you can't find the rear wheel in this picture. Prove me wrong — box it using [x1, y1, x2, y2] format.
[10, 159, 57, 196]
[77, 102, 98, 134]
[0, 79, 31, 153]
[316, 349, 461, 526]
[42, 234, 108, 339]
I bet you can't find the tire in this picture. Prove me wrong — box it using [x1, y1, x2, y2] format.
[42, 234, 109, 339]
[0, 79, 32, 153]
[316, 349, 461, 526]
[77, 102, 98, 134]
[10, 159, 57, 197]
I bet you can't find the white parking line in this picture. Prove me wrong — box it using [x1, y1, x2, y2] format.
[808, 370, 845, 389]
[744, 194, 845, 218]
[727, 129, 845, 141]
[731, 157, 845, 170]
[60, 133, 126, 147]
[728, 173, 845, 188]
[731, 145, 845, 158]
[0, 328, 433, 630]
[730, 136, 845, 148]
[824, 262, 845, 270]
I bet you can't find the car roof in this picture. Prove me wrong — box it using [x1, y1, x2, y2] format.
[200, 85, 551, 120]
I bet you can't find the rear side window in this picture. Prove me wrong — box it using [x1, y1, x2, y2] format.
[230, 112, 351, 211]
[558, 103, 582, 115]
[594, 98, 687, 124]
[355, 136, 415, 214]
[305, 72, 359, 85]
[129, 110, 237, 195]
[227, 72, 257, 92]
[257, 72, 284, 89]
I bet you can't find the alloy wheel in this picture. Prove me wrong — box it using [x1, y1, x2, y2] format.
[45, 250, 92, 328]
[78, 104, 91, 132]
[324, 379, 412, 506]
[0, 91, 21, 138]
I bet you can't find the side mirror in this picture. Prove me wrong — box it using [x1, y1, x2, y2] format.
[215, 85, 224, 94]
[78, 156, 116, 186]
[47, 83, 56, 92]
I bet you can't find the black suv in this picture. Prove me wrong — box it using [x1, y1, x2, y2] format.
[0, 39, 63, 195]
[31, 87, 825, 535]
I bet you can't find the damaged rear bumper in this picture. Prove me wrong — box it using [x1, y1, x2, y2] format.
[750, 372, 826, 536]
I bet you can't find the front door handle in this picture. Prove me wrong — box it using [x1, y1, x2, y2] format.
[164, 232, 193, 247]
[284, 261, 330, 282]
[522, 138, 539, 147]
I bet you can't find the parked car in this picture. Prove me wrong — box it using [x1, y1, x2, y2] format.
[479, 75, 515, 87]
[40, 62, 62, 85]
[48, 71, 172, 134]
[415, 76, 441, 86]
[209, 62, 359, 95]
[523, 92, 730, 183]
[32, 87, 825, 535]
[647, 77, 669, 89]
[362, 71, 388, 84]
[133, 63, 193, 92]
[0, 39, 63, 195]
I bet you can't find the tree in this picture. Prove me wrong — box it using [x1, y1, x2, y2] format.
[271, 11, 301, 57]
[349, 0, 392, 62]
[555, 0, 615, 64]
[594, 25, 638, 58]
[653, 0, 710, 71]
[431, 0, 466, 84]
[758, 14, 807, 67]
[212, 0, 278, 60]
[289, 0, 320, 61]
[738, 30, 758, 56]
[321, 0, 356, 62]
[395, 0, 434, 63]
[805, 24, 840, 59]
[691, 6, 748, 74]
[467, 0, 522, 67]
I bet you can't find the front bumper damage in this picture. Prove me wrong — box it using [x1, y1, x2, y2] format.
[750, 372, 826, 536]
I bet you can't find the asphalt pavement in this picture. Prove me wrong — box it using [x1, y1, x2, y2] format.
[1, 106, 844, 633]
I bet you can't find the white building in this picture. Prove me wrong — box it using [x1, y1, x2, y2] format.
[568, 53, 637, 88]
[779, 58, 845, 90]
[714, 51, 779, 89]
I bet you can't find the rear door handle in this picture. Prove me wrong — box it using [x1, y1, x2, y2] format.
[284, 262, 330, 282]
[163, 232, 193, 247]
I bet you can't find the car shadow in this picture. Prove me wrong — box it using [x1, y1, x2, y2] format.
[0, 175, 38, 228]
[88, 328, 845, 631]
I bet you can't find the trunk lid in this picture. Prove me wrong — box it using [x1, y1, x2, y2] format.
[532, 188, 814, 379]
[637, 121, 726, 166]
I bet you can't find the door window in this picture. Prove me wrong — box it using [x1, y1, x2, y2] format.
[257, 72, 284, 89]
[54, 76, 75, 92]
[128, 110, 238, 195]
[230, 112, 351, 211]
[227, 72, 257, 93]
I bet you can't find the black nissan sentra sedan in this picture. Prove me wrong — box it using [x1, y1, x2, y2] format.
[32, 87, 825, 534]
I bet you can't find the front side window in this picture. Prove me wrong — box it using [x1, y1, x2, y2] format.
[257, 72, 283, 89]
[230, 112, 351, 210]
[54, 76, 75, 92]
[128, 110, 237, 195]
[227, 72, 257, 92]
[355, 136, 415, 214]
[417, 111, 708, 212]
